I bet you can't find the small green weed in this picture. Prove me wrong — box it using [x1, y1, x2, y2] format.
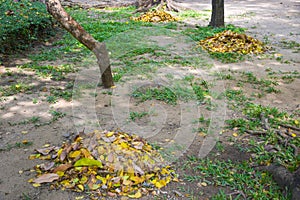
[0, 82, 32, 97]
[50, 87, 73, 101]
[3, 141, 33, 151]
[49, 110, 66, 121]
[46, 95, 58, 103]
[8, 116, 40, 126]
[279, 40, 300, 52]
[129, 111, 149, 121]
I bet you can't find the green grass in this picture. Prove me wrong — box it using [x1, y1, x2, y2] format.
[226, 103, 300, 171]
[183, 157, 289, 199]
[0, 82, 32, 97]
[49, 83, 74, 102]
[8, 116, 41, 126]
[19, 63, 77, 80]
[132, 86, 178, 105]
[129, 111, 149, 121]
[1, 141, 33, 151]
[279, 40, 300, 53]
[177, 9, 210, 20]
[0, 0, 53, 53]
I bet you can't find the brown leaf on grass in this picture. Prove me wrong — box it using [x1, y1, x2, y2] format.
[33, 173, 59, 183]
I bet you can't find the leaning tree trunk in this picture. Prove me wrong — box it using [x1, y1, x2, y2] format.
[45, 0, 114, 88]
[209, 0, 224, 27]
[136, 0, 183, 12]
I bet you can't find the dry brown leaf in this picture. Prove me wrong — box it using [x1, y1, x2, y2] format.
[36, 146, 56, 155]
[52, 163, 72, 173]
[40, 162, 55, 171]
[33, 173, 59, 184]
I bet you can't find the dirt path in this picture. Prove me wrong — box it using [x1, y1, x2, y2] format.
[0, 0, 299, 199]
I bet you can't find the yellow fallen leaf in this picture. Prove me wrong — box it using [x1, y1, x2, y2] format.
[77, 184, 84, 191]
[120, 142, 129, 149]
[123, 179, 132, 186]
[128, 190, 142, 198]
[43, 144, 51, 147]
[69, 150, 81, 158]
[232, 132, 238, 137]
[22, 140, 28, 144]
[32, 183, 41, 187]
[56, 171, 65, 177]
[74, 158, 103, 168]
[201, 182, 208, 187]
[106, 131, 114, 137]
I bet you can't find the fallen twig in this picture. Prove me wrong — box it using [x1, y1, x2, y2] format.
[245, 130, 267, 135]
[280, 124, 300, 132]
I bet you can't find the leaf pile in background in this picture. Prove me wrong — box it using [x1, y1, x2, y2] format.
[131, 10, 178, 22]
[29, 130, 177, 198]
[199, 30, 266, 54]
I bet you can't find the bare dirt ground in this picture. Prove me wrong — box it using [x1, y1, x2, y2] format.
[0, 0, 299, 200]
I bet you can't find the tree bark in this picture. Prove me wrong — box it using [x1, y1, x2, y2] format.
[45, 0, 114, 88]
[209, 0, 224, 27]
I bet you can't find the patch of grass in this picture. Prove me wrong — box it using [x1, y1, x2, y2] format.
[0, 0, 53, 53]
[49, 86, 73, 101]
[225, 89, 252, 107]
[177, 9, 210, 20]
[46, 95, 58, 103]
[210, 52, 246, 63]
[19, 63, 77, 80]
[132, 86, 177, 105]
[49, 109, 66, 121]
[2, 141, 33, 151]
[183, 158, 289, 199]
[8, 116, 41, 126]
[279, 40, 300, 52]
[226, 103, 300, 171]
[129, 111, 149, 121]
[0, 82, 32, 97]
[267, 70, 300, 84]
[241, 72, 279, 93]
[191, 80, 210, 102]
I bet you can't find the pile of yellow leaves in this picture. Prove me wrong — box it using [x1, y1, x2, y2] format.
[131, 10, 178, 22]
[28, 130, 177, 199]
[198, 30, 265, 54]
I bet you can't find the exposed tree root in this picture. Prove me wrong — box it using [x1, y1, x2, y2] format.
[256, 164, 300, 200]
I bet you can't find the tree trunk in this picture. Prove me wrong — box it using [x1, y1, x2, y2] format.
[209, 0, 224, 27]
[45, 0, 114, 88]
[136, 0, 183, 12]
